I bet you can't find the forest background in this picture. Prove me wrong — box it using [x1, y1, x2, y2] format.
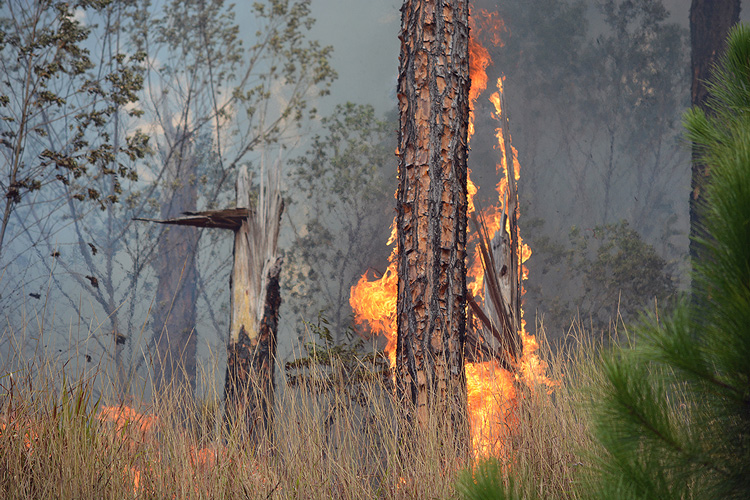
[2, 0, 747, 396]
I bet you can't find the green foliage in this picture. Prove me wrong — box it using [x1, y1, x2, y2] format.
[525, 219, 676, 336]
[285, 311, 390, 396]
[284, 311, 391, 458]
[567, 220, 676, 332]
[0, 0, 148, 256]
[581, 24, 750, 500]
[456, 458, 538, 500]
[285, 103, 394, 339]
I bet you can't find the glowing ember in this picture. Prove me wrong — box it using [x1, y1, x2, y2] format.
[98, 405, 159, 436]
[0, 419, 38, 451]
[96, 405, 225, 494]
[349, 8, 557, 458]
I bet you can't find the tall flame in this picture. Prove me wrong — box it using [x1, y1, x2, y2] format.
[349, 8, 556, 458]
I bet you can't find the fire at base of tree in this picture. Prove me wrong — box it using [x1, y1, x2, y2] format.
[1, 0, 747, 499]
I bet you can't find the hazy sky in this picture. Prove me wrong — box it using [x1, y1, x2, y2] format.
[306, 0, 401, 116]
[302, 0, 750, 118]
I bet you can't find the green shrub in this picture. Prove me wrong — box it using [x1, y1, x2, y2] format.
[582, 23, 750, 500]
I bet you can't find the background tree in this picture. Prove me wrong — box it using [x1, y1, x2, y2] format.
[582, 25, 750, 497]
[688, 0, 740, 268]
[0, 0, 335, 395]
[469, 0, 688, 339]
[564, 221, 676, 333]
[0, 0, 147, 284]
[104, 0, 333, 391]
[0, 1, 150, 387]
[395, 0, 469, 430]
[286, 102, 394, 342]
[126, 0, 334, 385]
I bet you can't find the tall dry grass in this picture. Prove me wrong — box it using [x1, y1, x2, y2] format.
[0, 316, 615, 500]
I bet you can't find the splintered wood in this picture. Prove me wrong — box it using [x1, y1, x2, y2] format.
[134, 163, 283, 442]
[224, 163, 284, 444]
[230, 167, 257, 344]
[395, 0, 470, 428]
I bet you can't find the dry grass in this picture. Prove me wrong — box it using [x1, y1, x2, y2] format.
[0, 318, 612, 500]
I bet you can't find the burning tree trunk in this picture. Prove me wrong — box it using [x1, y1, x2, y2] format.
[689, 0, 739, 268]
[224, 164, 284, 443]
[465, 89, 523, 371]
[395, 0, 470, 428]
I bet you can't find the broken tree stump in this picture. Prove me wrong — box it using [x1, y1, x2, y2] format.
[135, 163, 284, 444]
[465, 90, 524, 370]
[224, 164, 284, 444]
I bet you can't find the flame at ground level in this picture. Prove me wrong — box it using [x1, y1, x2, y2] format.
[349, 14, 557, 459]
[96, 405, 225, 494]
[465, 361, 518, 457]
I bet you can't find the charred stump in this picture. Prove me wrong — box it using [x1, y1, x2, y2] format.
[135, 163, 284, 445]
[224, 256, 282, 443]
[223, 164, 284, 445]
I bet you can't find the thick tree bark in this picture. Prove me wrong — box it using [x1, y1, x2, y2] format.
[224, 165, 283, 443]
[395, 0, 470, 429]
[153, 150, 199, 393]
[689, 0, 740, 265]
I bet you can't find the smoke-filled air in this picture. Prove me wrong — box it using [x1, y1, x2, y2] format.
[1, 0, 749, 499]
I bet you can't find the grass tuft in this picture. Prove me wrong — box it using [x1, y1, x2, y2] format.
[0, 317, 635, 499]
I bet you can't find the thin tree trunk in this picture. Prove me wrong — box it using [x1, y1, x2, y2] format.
[153, 150, 199, 393]
[689, 0, 740, 267]
[395, 0, 470, 431]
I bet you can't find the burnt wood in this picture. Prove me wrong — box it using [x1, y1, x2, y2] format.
[134, 208, 252, 230]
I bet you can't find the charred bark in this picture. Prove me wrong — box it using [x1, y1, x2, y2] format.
[395, 0, 470, 430]
[689, 0, 740, 267]
[223, 164, 284, 444]
[224, 257, 282, 443]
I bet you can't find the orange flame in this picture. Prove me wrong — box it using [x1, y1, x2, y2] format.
[349, 9, 557, 459]
[349, 259, 398, 367]
[473, 9, 509, 49]
[468, 37, 491, 140]
[96, 405, 227, 494]
[0, 419, 38, 451]
[98, 405, 159, 436]
[465, 361, 518, 456]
